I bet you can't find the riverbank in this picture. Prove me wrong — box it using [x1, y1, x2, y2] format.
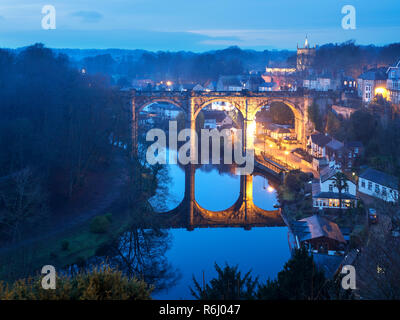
[0, 153, 141, 282]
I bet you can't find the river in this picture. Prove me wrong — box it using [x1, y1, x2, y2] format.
[148, 154, 290, 299]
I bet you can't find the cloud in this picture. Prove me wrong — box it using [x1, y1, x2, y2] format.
[187, 27, 400, 49]
[70, 11, 103, 23]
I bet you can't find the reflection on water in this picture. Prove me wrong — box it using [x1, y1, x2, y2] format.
[148, 162, 185, 213]
[195, 165, 240, 211]
[132, 110, 289, 299]
[148, 150, 280, 213]
[253, 175, 280, 211]
[145, 152, 289, 299]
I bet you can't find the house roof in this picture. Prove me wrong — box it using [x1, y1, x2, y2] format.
[320, 167, 337, 183]
[193, 84, 204, 91]
[359, 168, 399, 190]
[386, 60, 400, 73]
[310, 133, 332, 147]
[342, 76, 355, 81]
[218, 76, 243, 87]
[358, 69, 387, 81]
[291, 215, 346, 243]
[326, 138, 344, 151]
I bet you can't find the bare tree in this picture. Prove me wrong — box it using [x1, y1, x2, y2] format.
[0, 168, 47, 242]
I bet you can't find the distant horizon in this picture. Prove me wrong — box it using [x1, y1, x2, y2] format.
[4, 40, 400, 54]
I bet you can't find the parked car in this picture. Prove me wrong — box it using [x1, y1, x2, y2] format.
[368, 208, 378, 224]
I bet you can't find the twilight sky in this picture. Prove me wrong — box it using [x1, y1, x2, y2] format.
[0, 0, 399, 51]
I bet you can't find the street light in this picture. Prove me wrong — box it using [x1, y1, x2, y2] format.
[284, 150, 289, 164]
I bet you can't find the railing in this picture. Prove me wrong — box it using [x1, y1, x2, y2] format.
[259, 152, 296, 171]
[131, 89, 339, 99]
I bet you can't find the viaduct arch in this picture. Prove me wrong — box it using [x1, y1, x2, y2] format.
[130, 90, 327, 155]
[129, 90, 339, 229]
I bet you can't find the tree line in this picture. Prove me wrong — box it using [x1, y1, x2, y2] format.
[0, 43, 127, 242]
[75, 41, 400, 85]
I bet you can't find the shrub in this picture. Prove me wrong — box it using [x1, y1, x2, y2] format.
[0, 264, 152, 300]
[90, 214, 112, 234]
[61, 240, 69, 251]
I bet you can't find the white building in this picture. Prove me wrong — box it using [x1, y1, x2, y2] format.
[307, 132, 332, 158]
[303, 76, 339, 91]
[357, 69, 387, 103]
[387, 60, 400, 105]
[358, 168, 399, 203]
[313, 168, 358, 210]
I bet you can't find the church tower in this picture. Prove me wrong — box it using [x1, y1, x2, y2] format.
[297, 36, 316, 71]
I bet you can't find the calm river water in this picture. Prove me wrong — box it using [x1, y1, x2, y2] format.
[149, 156, 290, 299]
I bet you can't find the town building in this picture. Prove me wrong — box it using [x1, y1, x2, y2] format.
[203, 110, 233, 130]
[270, 127, 292, 140]
[216, 75, 265, 92]
[192, 84, 205, 91]
[263, 123, 296, 141]
[131, 78, 154, 90]
[341, 76, 357, 93]
[178, 83, 197, 92]
[358, 167, 399, 203]
[297, 36, 316, 72]
[216, 76, 243, 91]
[303, 74, 339, 91]
[291, 215, 347, 253]
[386, 60, 400, 105]
[344, 141, 364, 169]
[357, 68, 388, 103]
[325, 138, 345, 166]
[258, 82, 278, 92]
[312, 168, 358, 210]
[307, 132, 332, 158]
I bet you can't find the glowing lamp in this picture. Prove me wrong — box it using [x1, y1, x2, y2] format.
[374, 87, 387, 98]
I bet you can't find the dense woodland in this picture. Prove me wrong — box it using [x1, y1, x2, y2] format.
[313, 41, 400, 78]
[0, 44, 128, 241]
[68, 41, 400, 84]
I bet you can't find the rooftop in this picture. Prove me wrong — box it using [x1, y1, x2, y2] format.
[359, 167, 399, 190]
[358, 69, 387, 81]
[310, 132, 332, 147]
[326, 138, 344, 151]
[291, 215, 346, 243]
[320, 167, 337, 183]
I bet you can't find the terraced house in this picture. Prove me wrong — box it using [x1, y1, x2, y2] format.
[358, 168, 399, 203]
